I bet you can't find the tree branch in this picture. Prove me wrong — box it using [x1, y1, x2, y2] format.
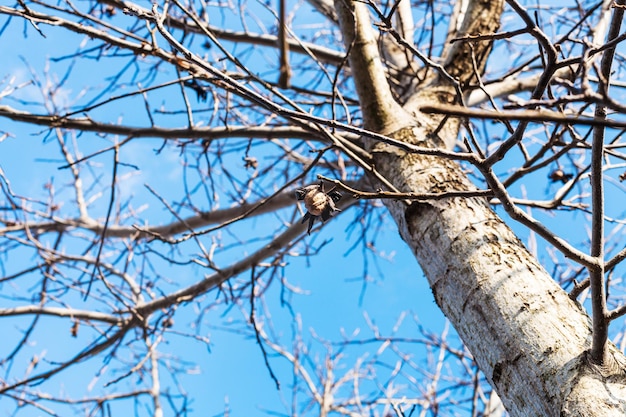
[333, 0, 408, 133]
[588, 0, 626, 364]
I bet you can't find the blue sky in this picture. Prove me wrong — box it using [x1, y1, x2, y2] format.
[3, 1, 626, 416]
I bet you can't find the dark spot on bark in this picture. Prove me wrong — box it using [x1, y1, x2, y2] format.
[492, 353, 524, 390]
[483, 233, 498, 243]
[492, 361, 503, 384]
[430, 285, 443, 310]
[404, 201, 433, 236]
[405, 201, 431, 221]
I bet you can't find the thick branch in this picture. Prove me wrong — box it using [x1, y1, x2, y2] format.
[588, 0, 626, 364]
[0, 188, 298, 239]
[0, 306, 121, 324]
[0, 106, 324, 140]
[441, 0, 504, 85]
[421, 103, 626, 130]
[333, 0, 408, 132]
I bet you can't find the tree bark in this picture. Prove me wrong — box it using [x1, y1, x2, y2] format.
[375, 124, 626, 417]
[333, 0, 626, 415]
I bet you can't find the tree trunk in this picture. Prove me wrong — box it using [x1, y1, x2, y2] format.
[333, 0, 626, 415]
[375, 123, 626, 417]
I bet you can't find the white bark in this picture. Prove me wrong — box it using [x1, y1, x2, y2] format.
[333, 0, 408, 133]
[372, 129, 626, 416]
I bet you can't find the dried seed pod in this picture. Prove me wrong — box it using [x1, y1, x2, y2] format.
[548, 169, 573, 184]
[295, 183, 342, 234]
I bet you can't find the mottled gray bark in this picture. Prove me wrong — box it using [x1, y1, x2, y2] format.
[374, 124, 626, 417]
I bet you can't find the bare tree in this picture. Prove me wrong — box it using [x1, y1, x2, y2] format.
[2, 0, 626, 416]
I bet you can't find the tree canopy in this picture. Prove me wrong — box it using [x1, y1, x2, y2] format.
[2, 0, 626, 416]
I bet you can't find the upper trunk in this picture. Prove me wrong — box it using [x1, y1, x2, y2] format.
[333, 0, 626, 415]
